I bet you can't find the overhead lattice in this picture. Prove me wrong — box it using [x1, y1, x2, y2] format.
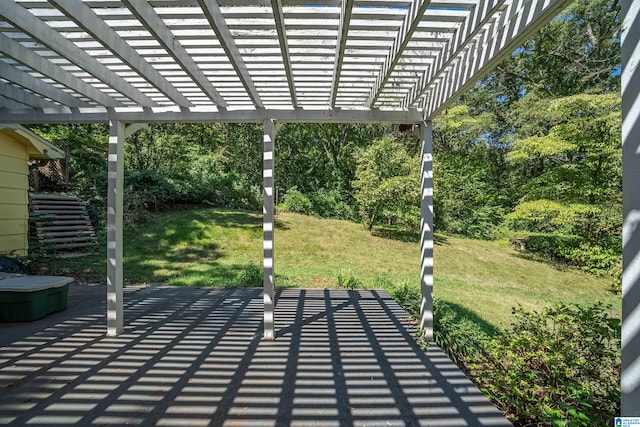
[0, 0, 570, 122]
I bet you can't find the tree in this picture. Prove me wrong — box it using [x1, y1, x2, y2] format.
[353, 136, 419, 232]
[506, 93, 622, 272]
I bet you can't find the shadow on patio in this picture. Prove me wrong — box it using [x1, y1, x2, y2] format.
[0, 285, 510, 426]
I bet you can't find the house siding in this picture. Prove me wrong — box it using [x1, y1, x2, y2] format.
[0, 130, 29, 256]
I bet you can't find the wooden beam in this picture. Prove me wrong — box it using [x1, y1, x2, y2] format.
[263, 118, 276, 340]
[122, 0, 228, 108]
[0, 1, 156, 107]
[419, 121, 434, 341]
[0, 106, 424, 124]
[622, 0, 640, 415]
[329, 0, 354, 107]
[196, 0, 264, 108]
[271, 0, 298, 107]
[0, 94, 29, 110]
[106, 118, 124, 337]
[0, 33, 121, 107]
[0, 62, 88, 108]
[0, 81, 58, 109]
[420, 0, 573, 118]
[403, 0, 507, 109]
[367, 0, 429, 107]
[49, 0, 193, 108]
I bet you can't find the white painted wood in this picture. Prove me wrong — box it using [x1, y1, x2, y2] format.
[197, 0, 264, 108]
[0, 1, 156, 108]
[263, 118, 275, 340]
[271, 0, 297, 106]
[420, 0, 573, 118]
[107, 118, 124, 337]
[0, 62, 87, 108]
[329, 0, 354, 106]
[622, 0, 640, 415]
[367, 0, 429, 106]
[0, 107, 424, 123]
[0, 82, 58, 109]
[0, 0, 574, 115]
[0, 33, 120, 107]
[124, 122, 148, 138]
[49, 0, 193, 107]
[419, 121, 434, 341]
[0, 94, 29, 110]
[121, 0, 228, 108]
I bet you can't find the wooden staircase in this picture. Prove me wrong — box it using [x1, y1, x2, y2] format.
[29, 194, 97, 258]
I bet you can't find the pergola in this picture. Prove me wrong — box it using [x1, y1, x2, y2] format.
[0, 0, 637, 415]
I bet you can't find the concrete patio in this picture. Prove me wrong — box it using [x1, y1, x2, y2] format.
[0, 284, 510, 426]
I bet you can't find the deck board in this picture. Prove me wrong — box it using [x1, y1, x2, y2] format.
[0, 285, 511, 426]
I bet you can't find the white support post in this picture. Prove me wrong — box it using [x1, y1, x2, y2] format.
[622, 0, 640, 415]
[107, 119, 125, 337]
[419, 121, 434, 341]
[263, 119, 276, 340]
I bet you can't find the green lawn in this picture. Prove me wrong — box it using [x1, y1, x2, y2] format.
[49, 208, 619, 329]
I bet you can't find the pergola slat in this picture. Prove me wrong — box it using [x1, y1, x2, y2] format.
[197, 0, 264, 108]
[121, 0, 228, 108]
[0, 61, 87, 108]
[49, 0, 194, 107]
[0, 33, 121, 107]
[270, 0, 297, 107]
[0, 1, 156, 107]
[329, 0, 354, 107]
[420, 0, 572, 118]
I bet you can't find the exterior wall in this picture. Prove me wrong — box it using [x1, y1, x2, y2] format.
[0, 130, 29, 256]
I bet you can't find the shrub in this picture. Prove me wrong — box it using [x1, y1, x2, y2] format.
[478, 304, 620, 426]
[309, 189, 355, 220]
[236, 262, 263, 287]
[392, 281, 421, 319]
[390, 285, 621, 426]
[335, 269, 361, 290]
[279, 188, 313, 215]
[433, 299, 495, 365]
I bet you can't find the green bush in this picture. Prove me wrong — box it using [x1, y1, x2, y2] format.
[478, 304, 620, 426]
[390, 285, 621, 426]
[511, 233, 620, 275]
[310, 189, 355, 220]
[279, 188, 313, 215]
[335, 269, 361, 290]
[236, 262, 263, 287]
[392, 282, 421, 319]
[433, 299, 495, 365]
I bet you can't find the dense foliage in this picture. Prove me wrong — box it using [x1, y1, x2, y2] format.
[394, 285, 620, 426]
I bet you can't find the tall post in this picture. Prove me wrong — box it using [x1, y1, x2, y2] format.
[420, 121, 434, 341]
[622, 0, 640, 415]
[263, 119, 276, 340]
[107, 119, 125, 337]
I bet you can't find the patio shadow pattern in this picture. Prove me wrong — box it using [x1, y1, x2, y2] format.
[0, 285, 511, 426]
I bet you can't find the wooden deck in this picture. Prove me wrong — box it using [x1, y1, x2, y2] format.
[0, 285, 511, 426]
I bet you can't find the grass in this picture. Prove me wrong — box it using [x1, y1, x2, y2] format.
[39, 208, 620, 329]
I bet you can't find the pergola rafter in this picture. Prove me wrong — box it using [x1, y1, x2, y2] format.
[0, 81, 58, 109]
[0, 62, 88, 108]
[120, 0, 228, 108]
[271, 0, 298, 107]
[196, 0, 264, 108]
[49, 0, 194, 107]
[366, 0, 429, 107]
[0, 33, 121, 107]
[329, 0, 353, 106]
[0, 1, 156, 107]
